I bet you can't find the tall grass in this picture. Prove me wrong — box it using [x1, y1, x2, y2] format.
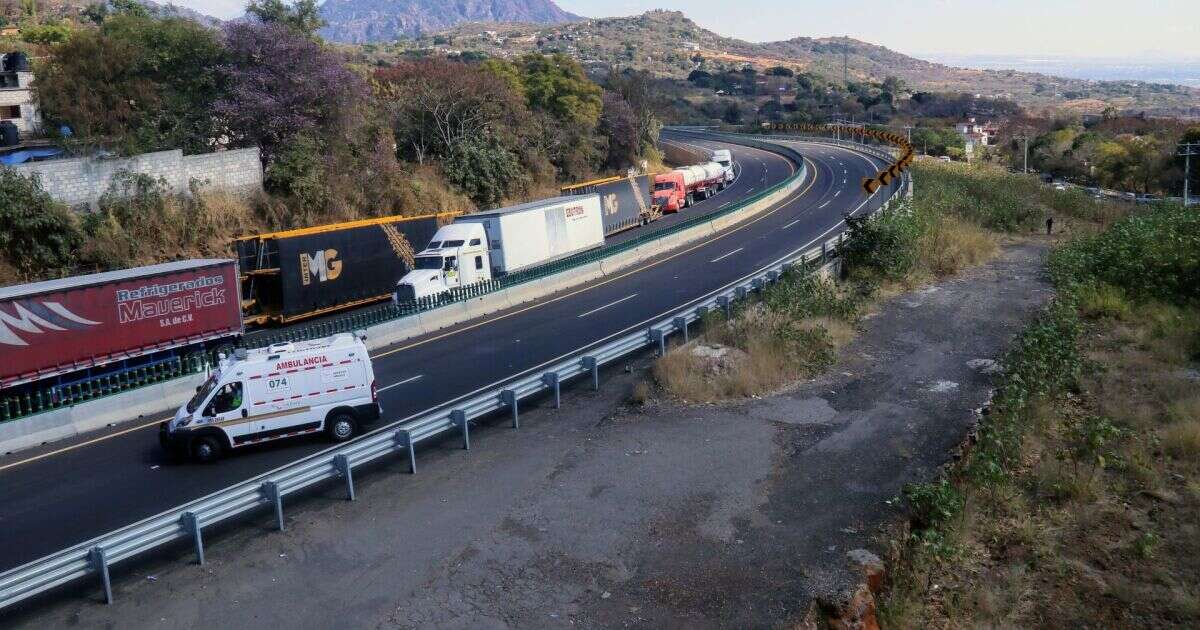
[653, 270, 858, 402]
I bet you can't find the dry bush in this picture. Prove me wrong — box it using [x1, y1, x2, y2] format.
[1163, 421, 1200, 458]
[917, 212, 998, 278]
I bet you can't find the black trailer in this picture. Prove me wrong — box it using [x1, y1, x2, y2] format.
[562, 173, 659, 236]
[236, 213, 457, 325]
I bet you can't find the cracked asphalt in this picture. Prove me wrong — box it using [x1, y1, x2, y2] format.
[7, 242, 1052, 629]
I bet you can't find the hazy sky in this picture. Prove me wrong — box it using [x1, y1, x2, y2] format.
[178, 0, 1200, 59]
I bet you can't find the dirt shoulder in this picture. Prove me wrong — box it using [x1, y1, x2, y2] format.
[8, 242, 1050, 629]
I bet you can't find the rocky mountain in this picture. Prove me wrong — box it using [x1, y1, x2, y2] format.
[319, 0, 580, 44]
[404, 10, 1198, 118]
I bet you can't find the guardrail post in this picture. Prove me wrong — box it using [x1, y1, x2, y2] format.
[88, 546, 113, 604]
[395, 429, 416, 474]
[673, 317, 689, 343]
[717, 296, 731, 319]
[767, 270, 780, 284]
[334, 454, 355, 501]
[582, 356, 600, 390]
[542, 372, 561, 408]
[735, 287, 748, 302]
[751, 278, 765, 293]
[501, 389, 520, 428]
[696, 305, 709, 321]
[650, 328, 667, 356]
[182, 511, 204, 566]
[262, 481, 285, 531]
[451, 410, 470, 450]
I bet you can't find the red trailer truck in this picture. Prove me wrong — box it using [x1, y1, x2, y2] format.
[0, 259, 243, 389]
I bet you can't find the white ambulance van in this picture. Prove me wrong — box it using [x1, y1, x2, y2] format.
[160, 332, 380, 463]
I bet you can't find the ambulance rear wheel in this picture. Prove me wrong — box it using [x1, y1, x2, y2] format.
[327, 413, 357, 443]
[190, 436, 222, 464]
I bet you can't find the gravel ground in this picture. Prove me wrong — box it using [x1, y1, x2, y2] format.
[8, 242, 1052, 629]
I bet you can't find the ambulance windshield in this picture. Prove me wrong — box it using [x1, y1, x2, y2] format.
[187, 375, 219, 413]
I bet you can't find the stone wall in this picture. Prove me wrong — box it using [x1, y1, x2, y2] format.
[10, 146, 263, 209]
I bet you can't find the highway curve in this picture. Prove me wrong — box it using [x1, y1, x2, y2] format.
[0, 132, 900, 572]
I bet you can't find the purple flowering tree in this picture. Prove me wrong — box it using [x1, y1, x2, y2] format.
[215, 21, 367, 164]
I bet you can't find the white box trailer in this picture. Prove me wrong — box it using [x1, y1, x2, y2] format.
[458, 194, 605, 275]
[395, 194, 606, 300]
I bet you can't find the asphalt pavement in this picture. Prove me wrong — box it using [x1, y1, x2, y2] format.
[0, 132, 898, 573]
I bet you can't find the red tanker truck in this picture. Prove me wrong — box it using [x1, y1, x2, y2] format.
[0, 259, 243, 389]
[652, 161, 730, 212]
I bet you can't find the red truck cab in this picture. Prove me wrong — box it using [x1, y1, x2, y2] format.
[653, 172, 687, 213]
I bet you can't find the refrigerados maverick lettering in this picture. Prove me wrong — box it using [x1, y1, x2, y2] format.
[116, 274, 227, 324]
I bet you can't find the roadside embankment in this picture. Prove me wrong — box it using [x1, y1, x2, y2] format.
[880, 201, 1200, 628]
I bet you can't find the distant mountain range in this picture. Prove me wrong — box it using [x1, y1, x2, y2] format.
[319, 0, 580, 44]
[396, 10, 1199, 119]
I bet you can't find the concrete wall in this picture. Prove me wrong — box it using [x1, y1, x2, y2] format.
[10, 147, 263, 209]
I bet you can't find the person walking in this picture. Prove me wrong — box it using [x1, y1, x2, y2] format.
[1046, 216, 1054, 235]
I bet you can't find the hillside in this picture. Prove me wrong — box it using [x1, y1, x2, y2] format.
[319, 0, 579, 44]
[400, 10, 1199, 118]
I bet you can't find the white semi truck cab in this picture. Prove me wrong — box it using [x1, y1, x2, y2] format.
[394, 223, 492, 301]
[395, 194, 604, 303]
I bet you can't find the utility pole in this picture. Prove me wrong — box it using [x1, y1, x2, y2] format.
[903, 125, 912, 144]
[1179, 142, 1200, 206]
[1015, 135, 1029, 174]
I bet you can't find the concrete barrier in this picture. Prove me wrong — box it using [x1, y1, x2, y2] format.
[0, 372, 206, 454]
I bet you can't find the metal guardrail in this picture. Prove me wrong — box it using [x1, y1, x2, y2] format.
[0, 135, 908, 612]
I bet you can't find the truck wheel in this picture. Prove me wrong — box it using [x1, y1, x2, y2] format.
[326, 413, 357, 443]
[190, 436, 222, 464]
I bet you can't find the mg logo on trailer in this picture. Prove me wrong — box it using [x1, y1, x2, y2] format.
[300, 249, 343, 285]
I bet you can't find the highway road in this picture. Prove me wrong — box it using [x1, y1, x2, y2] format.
[0, 132, 900, 573]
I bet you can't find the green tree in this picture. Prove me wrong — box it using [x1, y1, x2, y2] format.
[245, 0, 326, 37]
[109, 0, 150, 17]
[81, 2, 109, 24]
[443, 135, 523, 206]
[479, 58, 525, 100]
[20, 22, 72, 45]
[36, 13, 226, 155]
[0, 170, 83, 278]
[518, 53, 603, 127]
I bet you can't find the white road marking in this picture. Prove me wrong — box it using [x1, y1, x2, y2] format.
[782, 219, 801, 229]
[710, 247, 744, 263]
[834, 190, 842, 197]
[818, 200, 831, 208]
[578, 293, 640, 318]
[379, 375, 423, 392]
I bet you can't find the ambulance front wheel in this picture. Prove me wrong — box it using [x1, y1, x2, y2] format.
[190, 435, 223, 464]
[327, 412, 358, 443]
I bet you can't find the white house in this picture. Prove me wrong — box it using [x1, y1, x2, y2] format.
[0, 52, 41, 136]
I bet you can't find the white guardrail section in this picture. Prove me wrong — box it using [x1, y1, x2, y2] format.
[0, 135, 910, 611]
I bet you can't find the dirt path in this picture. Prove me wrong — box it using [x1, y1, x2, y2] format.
[10, 243, 1051, 629]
